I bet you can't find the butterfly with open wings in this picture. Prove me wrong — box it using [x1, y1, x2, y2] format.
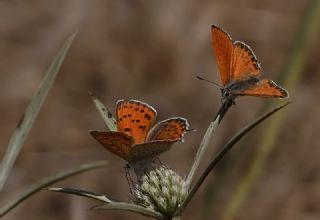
[90, 100, 189, 166]
[211, 24, 289, 100]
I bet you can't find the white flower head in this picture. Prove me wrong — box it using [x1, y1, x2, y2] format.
[131, 166, 188, 217]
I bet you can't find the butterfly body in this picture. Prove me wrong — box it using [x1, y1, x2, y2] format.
[90, 100, 189, 165]
[222, 77, 259, 97]
[211, 24, 289, 99]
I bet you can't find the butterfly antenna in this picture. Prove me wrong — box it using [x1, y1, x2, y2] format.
[196, 75, 222, 88]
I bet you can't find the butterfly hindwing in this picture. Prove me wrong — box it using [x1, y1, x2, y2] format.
[90, 131, 134, 161]
[211, 25, 233, 86]
[232, 79, 289, 98]
[146, 117, 189, 141]
[129, 140, 178, 162]
[230, 41, 261, 81]
[116, 100, 157, 144]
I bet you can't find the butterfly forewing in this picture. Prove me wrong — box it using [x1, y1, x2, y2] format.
[230, 42, 261, 81]
[146, 117, 189, 141]
[129, 140, 178, 162]
[116, 100, 157, 144]
[232, 79, 288, 98]
[90, 131, 134, 161]
[211, 25, 233, 86]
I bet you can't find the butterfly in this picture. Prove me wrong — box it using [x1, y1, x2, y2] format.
[90, 99, 189, 166]
[211, 24, 289, 99]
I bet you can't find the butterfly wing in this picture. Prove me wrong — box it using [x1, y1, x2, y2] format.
[211, 25, 233, 86]
[90, 130, 134, 161]
[230, 41, 261, 81]
[116, 100, 157, 144]
[232, 79, 289, 98]
[146, 117, 189, 141]
[129, 140, 178, 162]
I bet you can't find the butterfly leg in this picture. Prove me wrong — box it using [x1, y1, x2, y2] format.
[124, 163, 135, 192]
[155, 157, 170, 169]
[231, 97, 236, 105]
[155, 157, 163, 166]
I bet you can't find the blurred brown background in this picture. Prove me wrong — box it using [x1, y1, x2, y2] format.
[1, 0, 319, 219]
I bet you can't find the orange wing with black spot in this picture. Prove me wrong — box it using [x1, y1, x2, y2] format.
[233, 79, 289, 98]
[116, 100, 157, 144]
[230, 41, 261, 81]
[146, 117, 189, 141]
[211, 25, 233, 86]
[129, 140, 178, 162]
[90, 131, 134, 161]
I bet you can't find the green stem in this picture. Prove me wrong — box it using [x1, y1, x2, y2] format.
[186, 98, 234, 186]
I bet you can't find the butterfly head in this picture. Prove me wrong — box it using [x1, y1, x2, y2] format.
[221, 87, 231, 97]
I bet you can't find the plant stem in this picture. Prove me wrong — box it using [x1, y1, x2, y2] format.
[214, 98, 234, 123]
[186, 97, 234, 186]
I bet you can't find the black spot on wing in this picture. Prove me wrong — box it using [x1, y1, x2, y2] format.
[144, 113, 152, 120]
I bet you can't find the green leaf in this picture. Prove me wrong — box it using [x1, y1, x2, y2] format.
[92, 202, 164, 219]
[0, 160, 107, 217]
[0, 30, 78, 191]
[48, 186, 164, 219]
[180, 103, 289, 213]
[89, 93, 117, 131]
[47, 187, 114, 203]
[48, 187, 163, 219]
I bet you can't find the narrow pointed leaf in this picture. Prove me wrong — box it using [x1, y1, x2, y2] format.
[47, 187, 115, 203]
[180, 103, 289, 212]
[0, 30, 78, 191]
[93, 202, 164, 219]
[0, 160, 107, 217]
[89, 93, 117, 131]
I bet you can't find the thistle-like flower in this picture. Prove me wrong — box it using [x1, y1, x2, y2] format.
[132, 166, 188, 218]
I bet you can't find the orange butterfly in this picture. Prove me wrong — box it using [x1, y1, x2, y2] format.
[211, 24, 289, 99]
[90, 100, 189, 165]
